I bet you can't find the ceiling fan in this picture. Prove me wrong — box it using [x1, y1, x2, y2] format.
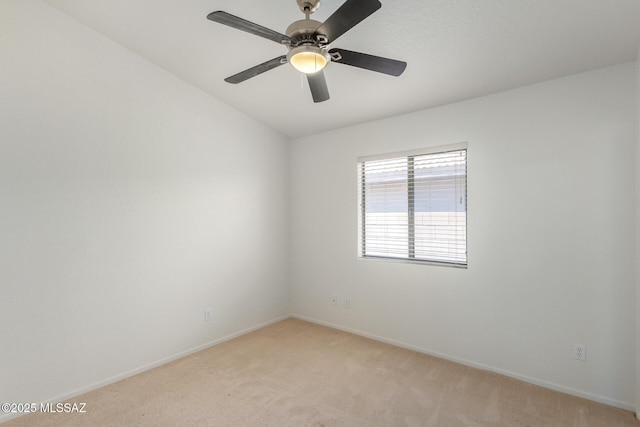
[207, 0, 407, 103]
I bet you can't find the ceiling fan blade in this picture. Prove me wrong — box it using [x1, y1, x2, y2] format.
[207, 11, 292, 45]
[225, 56, 287, 84]
[314, 0, 381, 43]
[329, 48, 407, 76]
[307, 71, 330, 103]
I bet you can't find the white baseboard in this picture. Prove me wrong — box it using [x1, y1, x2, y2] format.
[0, 314, 290, 424]
[291, 313, 635, 413]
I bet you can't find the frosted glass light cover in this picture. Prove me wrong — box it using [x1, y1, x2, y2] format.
[290, 51, 327, 74]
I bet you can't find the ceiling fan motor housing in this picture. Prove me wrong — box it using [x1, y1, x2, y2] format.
[286, 19, 325, 45]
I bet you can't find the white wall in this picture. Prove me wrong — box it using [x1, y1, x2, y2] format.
[636, 51, 640, 419]
[0, 0, 289, 420]
[290, 63, 637, 409]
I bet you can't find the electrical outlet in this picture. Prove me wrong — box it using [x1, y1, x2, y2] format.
[573, 344, 586, 361]
[204, 308, 212, 322]
[330, 296, 338, 309]
[343, 298, 351, 309]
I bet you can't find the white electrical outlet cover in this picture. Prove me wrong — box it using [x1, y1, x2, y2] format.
[573, 344, 586, 361]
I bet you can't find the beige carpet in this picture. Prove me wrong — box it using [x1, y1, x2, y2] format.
[5, 318, 638, 426]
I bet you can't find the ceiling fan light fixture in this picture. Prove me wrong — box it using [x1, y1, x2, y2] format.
[287, 46, 329, 74]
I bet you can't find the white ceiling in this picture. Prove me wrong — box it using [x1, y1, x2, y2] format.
[44, 0, 640, 138]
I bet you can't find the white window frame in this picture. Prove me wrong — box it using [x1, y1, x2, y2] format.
[357, 142, 468, 268]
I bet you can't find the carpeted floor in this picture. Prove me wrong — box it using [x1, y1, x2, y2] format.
[5, 318, 639, 426]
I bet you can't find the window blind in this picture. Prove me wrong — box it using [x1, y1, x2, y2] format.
[358, 147, 467, 266]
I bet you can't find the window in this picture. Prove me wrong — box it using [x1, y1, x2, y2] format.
[358, 144, 467, 267]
